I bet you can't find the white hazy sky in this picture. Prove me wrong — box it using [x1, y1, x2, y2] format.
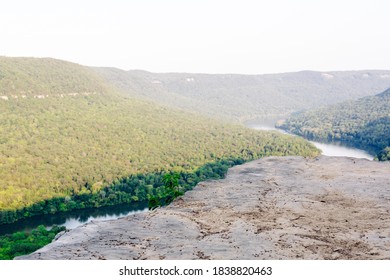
[0, 0, 389, 74]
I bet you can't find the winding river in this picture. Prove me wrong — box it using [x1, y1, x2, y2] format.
[0, 202, 148, 236]
[247, 120, 374, 160]
[1, 120, 374, 236]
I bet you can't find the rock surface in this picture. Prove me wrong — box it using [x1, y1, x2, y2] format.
[18, 156, 390, 260]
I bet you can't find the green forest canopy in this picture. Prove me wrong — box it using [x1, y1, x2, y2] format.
[277, 88, 390, 160]
[0, 57, 320, 214]
[94, 67, 390, 122]
[0, 225, 65, 260]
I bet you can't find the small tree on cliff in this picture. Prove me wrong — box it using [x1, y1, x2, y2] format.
[148, 172, 183, 210]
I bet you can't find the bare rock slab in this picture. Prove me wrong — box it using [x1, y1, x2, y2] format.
[17, 156, 390, 260]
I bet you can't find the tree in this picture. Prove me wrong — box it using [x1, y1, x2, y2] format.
[162, 173, 180, 191]
[148, 173, 183, 210]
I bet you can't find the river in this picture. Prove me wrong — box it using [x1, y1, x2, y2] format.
[0, 121, 374, 236]
[247, 121, 374, 160]
[0, 202, 148, 236]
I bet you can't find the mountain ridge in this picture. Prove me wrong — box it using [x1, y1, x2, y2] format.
[0, 56, 319, 220]
[94, 66, 390, 122]
[0, 57, 115, 98]
[277, 88, 390, 160]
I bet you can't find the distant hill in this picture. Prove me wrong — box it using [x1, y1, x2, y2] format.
[0, 57, 111, 98]
[277, 88, 390, 160]
[94, 68, 390, 122]
[0, 57, 319, 221]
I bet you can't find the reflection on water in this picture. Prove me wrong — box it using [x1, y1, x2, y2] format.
[309, 140, 374, 160]
[248, 121, 374, 160]
[0, 202, 148, 236]
[1, 120, 375, 236]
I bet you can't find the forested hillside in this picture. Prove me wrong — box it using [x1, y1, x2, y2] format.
[0, 57, 320, 223]
[0, 57, 111, 97]
[94, 68, 390, 122]
[277, 88, 390, 160]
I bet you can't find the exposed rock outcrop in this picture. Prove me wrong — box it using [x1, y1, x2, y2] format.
[17, 156, 390, 260]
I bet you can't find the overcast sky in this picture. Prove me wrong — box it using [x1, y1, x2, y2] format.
[0, 0, 389, 74]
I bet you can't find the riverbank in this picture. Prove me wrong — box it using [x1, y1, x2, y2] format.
[0, 202, 148, 236]
[18, 156, 390, 260]
[1, 140, 319, 233]
[246, 121, 374, 160]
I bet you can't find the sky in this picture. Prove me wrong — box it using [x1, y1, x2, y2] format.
[0, 0, 389, 74]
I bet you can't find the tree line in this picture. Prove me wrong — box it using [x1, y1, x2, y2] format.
[277, 89, 390, 160]
[0, 225, 65, 260]
[0, 157, 252, 225]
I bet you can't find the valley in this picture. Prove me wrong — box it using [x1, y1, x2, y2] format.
[247, 120, 375, 160]
[278, 88, 390, 160]
[0, 57, 319, 225]
[95, 68, 390, 122]
[1, 56, 389, 260]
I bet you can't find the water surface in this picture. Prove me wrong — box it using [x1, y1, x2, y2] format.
[248, 121, 374, 160]
[1, 120, 375, 236]
[0, 202, 148, 236]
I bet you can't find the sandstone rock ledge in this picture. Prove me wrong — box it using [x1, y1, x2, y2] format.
[18, 156, 390, 260]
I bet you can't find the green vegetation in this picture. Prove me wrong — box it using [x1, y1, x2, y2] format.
[0, 225, 65, 260]
[376, 147, 390, 161]
[148, 173, 183, 210]
[0, 57, 320, 225]
[94, 68, 390, 122]
[0, 56, 110, 97]
[0, 146, 317, 225]
[277, 89, 390, 160]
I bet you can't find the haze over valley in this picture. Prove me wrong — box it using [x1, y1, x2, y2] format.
[1, 57, 323, 223]
[1, 52, 390, 259]
[94, 67, 390, 122]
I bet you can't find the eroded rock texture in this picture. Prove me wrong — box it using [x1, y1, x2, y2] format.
[18, 156, 390, 260]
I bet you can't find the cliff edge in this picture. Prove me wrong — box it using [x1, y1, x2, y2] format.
[17, 156, 390, 260]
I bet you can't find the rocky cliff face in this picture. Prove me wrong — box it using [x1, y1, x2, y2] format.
[17, 156, 390, 260]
